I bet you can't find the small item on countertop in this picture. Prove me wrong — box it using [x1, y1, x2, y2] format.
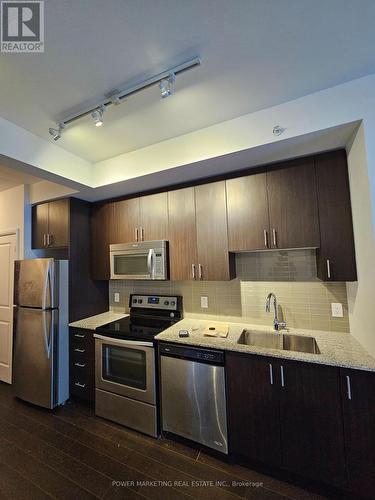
[203, 323, 229, 338]
[179, 330, 189, 338]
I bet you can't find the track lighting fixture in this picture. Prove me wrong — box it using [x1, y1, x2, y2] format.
[48, 57, 201, 140]
[159, 73, 176, 98]
[91, 105, 105, 127]
[48, 123, 64, 141]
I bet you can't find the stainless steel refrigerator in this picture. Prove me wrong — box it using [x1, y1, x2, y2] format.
[13, 258, 69, 409]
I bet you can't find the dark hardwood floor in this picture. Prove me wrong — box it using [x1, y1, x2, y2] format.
[0, 382, 325, 500]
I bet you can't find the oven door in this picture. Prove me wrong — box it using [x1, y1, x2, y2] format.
[94, 335, 155, 405]
[110, 249, 154, 280]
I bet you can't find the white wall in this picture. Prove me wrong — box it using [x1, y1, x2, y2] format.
[0, 185, 25, 258]
[347, 124, 375, 357]
[28, 180, 79, 204]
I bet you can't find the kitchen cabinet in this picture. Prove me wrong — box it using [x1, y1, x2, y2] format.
[168, 187, 197, 280]
[91, 202, 115, 281]
[114, 193, 168, 244]
[315, 150, 357, 281]
[226, 158, 320, 251]
[32, 198, 70, 249]
[226, 353, 281, 466]
[266, 158, 320, 249]
[341, 369, 375, 497]
[226, 352, 346, 487]
[69, 328, 95, 403]
[226, 172, 270, 251]
[168, 182, 235, 281]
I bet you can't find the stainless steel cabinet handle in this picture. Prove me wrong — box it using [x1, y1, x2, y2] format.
[74, 382, 86, 388]
[346, 375, 352, 400]
[327, 259, 331, 279]
[264, 230, 268, 248]
[140, 227, 144, 241]
[272, 228, 277, 247]
[198, 264, 203, 280]
[74, 362, 86, 368]
[269, 363, 273, 385]
[74, 333, 86, 338]
[191, 264, 196, 279]
[74, 348, 85, 353]
[49, 234, 54, 246]
[280, 365, 285, 387]
[43, 234, 47, 247]
[46, 234, 50, 246]
[135, 227, 139, 241]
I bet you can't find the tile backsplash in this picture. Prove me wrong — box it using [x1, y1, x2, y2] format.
[109, 250, 350, 333]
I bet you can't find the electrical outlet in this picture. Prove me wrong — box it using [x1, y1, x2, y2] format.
[114, 292, 120, 303]
[200, 296, 208, 308]
[331, 302, 343, 318]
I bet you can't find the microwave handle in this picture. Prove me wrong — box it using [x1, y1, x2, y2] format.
[147, 249, 155, 278]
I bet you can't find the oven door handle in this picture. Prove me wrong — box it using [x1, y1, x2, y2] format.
[93, 334, 154, 348]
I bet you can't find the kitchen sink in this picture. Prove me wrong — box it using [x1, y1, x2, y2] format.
[237, 330, 320, 354]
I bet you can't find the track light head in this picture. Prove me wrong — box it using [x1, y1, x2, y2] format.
[48, 123, 64, 141]
[91, 105, 105, 126]
[159, 73, 176, 98]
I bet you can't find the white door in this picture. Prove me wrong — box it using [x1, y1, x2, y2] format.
[0, 234, 17, 383]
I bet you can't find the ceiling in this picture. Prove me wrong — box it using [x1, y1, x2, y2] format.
[0, 164, 40, 192]
[1, 0, 375, 163]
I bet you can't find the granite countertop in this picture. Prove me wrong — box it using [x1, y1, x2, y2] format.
[155, 318, 375, 372]
[69, 311, 128, 330]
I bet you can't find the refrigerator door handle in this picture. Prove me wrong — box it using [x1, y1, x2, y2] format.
[42, 260, 53, 309]
[43, 311, 53, 359]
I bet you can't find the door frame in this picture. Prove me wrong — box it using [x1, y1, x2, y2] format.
[0, 229, 19, 384]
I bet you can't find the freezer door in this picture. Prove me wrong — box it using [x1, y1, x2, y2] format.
[14, 259, 56, 308]
[13, 307, 58, 409]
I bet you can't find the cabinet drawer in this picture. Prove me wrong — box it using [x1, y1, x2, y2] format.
[70, 366, 95, 401]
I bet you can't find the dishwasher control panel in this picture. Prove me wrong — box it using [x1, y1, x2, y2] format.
[159, 343, 224, 365]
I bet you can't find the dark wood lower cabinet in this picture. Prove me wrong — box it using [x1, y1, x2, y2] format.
[226, 353, 281, 466]
[226, 353, 348, 491]
[341, 369, 375, 497]
[69, 328, 95, 403]
[278, 361, 346, 487]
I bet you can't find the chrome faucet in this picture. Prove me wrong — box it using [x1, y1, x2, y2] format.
[266, 293, 287, 332]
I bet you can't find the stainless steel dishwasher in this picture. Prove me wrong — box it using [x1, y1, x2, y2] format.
[159, 343, 228, 454]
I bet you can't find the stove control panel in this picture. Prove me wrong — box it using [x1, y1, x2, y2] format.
[130, 294, 180, 311]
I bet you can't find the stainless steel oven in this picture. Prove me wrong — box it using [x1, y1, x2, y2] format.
[110, 240, 168, 280]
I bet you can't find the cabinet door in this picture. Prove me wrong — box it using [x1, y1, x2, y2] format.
[139, 192, 168, 242]
[195, 181, 234, 281]
[32, 203, 49, 249]
[315, 150, 357, 281]
[279, 361, 346, 487]
[168, 187, 197, 280]
[48, 199, 70, 248]
[341, 369, 375, 497]
[113, 198, 140, 243]
[267, 159, 320, 249]
[91, 202, 115, 280]
[226, 173, 270, 251]
[226, 353, 281, 466]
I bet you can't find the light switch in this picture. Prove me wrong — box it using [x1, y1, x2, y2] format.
[331, 303, 343, 318]
[114, 292, 120, 303]
[201, 296, 208, 308]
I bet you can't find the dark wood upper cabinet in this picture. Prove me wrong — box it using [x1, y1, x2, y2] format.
[267, 158, 320, 250]
[139, 192, 168, 241]
[226, 352, 282, 466]
[168, 187, 197, 281]
[113, 197, 140, 244]
[32, 199, 70, 249]
[91, 202, 115, 281]
[195, 181, 235, 281]
[226, 173, 270, 251]
[315, 150, 357, 281]
[278, 360, 346, 487]
[341, 369, 375, 497]
[32, 202, 49, 249]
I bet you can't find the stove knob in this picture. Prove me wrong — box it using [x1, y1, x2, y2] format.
[132, 298, 137, 304]
[138, 299, 143, 304]
[164, 300, 169, 306]
[171, 301, 176, 306]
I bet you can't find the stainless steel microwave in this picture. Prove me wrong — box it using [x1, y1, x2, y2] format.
[110, 240, 169, 280]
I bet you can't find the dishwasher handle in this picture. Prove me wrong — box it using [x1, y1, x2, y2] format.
[159, 343, 224, 365]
